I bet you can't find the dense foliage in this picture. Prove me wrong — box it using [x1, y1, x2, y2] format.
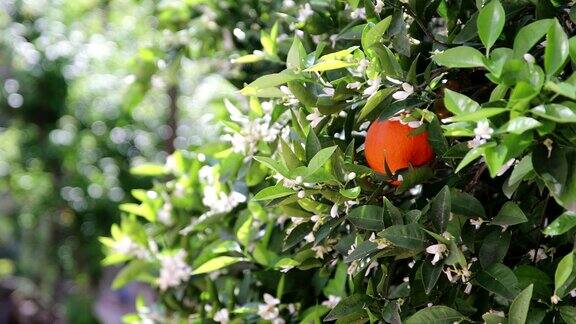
[6, 0, 576, 323]
[106, 0, 576, 323]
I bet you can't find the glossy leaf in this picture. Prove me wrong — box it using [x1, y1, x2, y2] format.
[405, 306, 464, 324]
[433, 46, 486, 68]
[543, 211, 576, 236]
[477, 0, 505, 52]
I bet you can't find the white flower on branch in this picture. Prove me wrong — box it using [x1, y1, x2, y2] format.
[363, 77, 381, 97]
[158, 250, 192, 290]
[392, 83, 414, 101]
[321, 295, 341, 309]
[426, 243, 447, 265]
[297, 4, 314, 22]
[213, 309, 229, 324]
[258, 294, 284, 323]
[474, 120, 494, 140]
[306, 108, 325, 128]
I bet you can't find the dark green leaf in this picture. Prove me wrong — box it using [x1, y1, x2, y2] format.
[513, 19, 553, 56]
[475, 263, 520, 300]
[479, 230, 511, 268]
[347, 205, 385, 231]
[405, 306, 464, 324]
[430, 186, 451, 232]
[491, 202, 527, 226]
[381, 224, 428, 250]
[324, 294, 373, 321]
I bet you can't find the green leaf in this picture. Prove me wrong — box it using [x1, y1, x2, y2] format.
[240, 70, 300, 95]
[443, 89, 481, 115]
[362, 16, 392, 50]
[514, 265, 553, 300]
[513, 19, 553, 56]
[284, 222, 314, 251]
[427, 117, 449, 155]
[447, 108, 507, 122]
[433, 46, 486, 68]
[450, 189, 486, 218]
[477, 0, 505, 52]
[305, 128, 321, 162]
[405, 306, 464, 324]
[304, 60, 356, 72]
[544, 20, 569, 76]
[381, 224, 428, 250]
[287, 36, 307, 69]
[307, 146, 338, 175]
[421, 261, 443, 294]
[112, 260, 151, 290]
[344, 241, 379, 262]
[531, 104, 576, 123]
[358, 88, 395, 121]
[254, 156, 290, 176]
[430, 186, 451, 232]
[192, 256, 244, 275]
[499, 117, 542, 134]
[324, 294, 373, 321]
[555, 252, 575, 296]
[253, 185, 295, 201]
[455, 146, 486, 173]
[559, 306, 576, 324]
[347, 205, 385, 231]
[479, 229, 511, 268]
[491, 202, 527, 226]
[340, 187, 361, 199]
[532, 145, 576, 212]
[543, 211, 576, 236]
[130, 163, 167, 176]
[509, 284, 533, 324]
[475, 263, 520, 300]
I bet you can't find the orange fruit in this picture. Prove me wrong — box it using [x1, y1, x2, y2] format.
[364, 119, 434, 181]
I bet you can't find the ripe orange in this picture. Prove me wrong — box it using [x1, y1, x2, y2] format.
[364, 119, 434, 181]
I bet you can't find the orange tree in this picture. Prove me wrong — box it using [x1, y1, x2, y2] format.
[105, 1, 576, 322]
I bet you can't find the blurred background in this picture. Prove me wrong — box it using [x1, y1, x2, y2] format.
[0, 0, 284, 322]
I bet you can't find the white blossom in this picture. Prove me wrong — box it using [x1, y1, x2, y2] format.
[409, 184, 422, 196]
[426, 244, 447, 265]
[359, 121, 371, 130]
[157, 203, 173, 226]
[346, 81, 362, 90]
[297, 4, 314, 22]
[523, 53, 535, 64]
[369, 232, 389, 249]
[350, 8, 366, 20]
[527, 247, 548, 263]
[474, 120, 494, 140]
[356, 59, 370, 74]
[496, 159, 516, 176]
[322, 295, 341, 308]
[469, 218, 485, 230]
[158, 250, 192, 290]
[570, 289, 576, 297]
[392, 83, 414, 101]
[386, 76, 403, 84]
[304, 232, 315, 243]
[551, 294, 560, 304]
[407, 120, 422, 129]
[213, 309, 229, 324]
[258, 294, 284, 323]
[363, 77, 381, 97]
[311, 245, 332, 259]
[330, 204, 339, 218]
[464, 282, 473, 294]
[306, 108, 325, 128]
[467, 137, 487, 149]
[374, 0, 385, 13]
[297, 190, 306, 198]
[345, 172, 356, 181]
